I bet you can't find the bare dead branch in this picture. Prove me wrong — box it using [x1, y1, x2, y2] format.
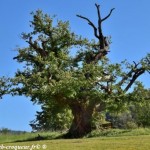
[76, 15, 99, 39]
[77, 3, 115, 63]
[95, 3, 114, 49]
[95, 4, 102, 37]
[101, 8, 115, 22]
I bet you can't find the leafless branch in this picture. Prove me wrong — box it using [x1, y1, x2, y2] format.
[95, 4, 102, 38]
[77, 3, 115, 63]
[101, 8, 115, 22]
[76, 15, 99, 39]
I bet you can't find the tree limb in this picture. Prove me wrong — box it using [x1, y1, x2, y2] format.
[101, 8, 115, 22]
[118, 55, 150, 92]
[76, 15, 99, 39]
[27, 37, 48, 57]
[124, 68, 145, 92]
[95, 4, 102, 39]
[96, 82, 112, 94]
[77, 3, 115, 63]
[117, 61, 139, 87]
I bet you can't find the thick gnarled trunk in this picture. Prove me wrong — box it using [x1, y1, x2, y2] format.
[64, 103, 94, 138]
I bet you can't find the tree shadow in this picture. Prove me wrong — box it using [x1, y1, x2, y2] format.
[12, 134, 62, 143]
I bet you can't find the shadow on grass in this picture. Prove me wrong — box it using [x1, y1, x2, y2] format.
[4, 129, 137, 143]
[13, 133, 65, 143]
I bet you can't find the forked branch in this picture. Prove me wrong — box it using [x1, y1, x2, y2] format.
[117, 59, 149, 92]
[124, 68, 145, 92]
[77, 3, 115, 62]
[76, 15, 99, 39]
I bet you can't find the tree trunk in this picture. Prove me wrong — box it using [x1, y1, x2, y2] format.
[64, 103, 94, 138]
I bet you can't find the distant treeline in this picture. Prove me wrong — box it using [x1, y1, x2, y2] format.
[0, 128, 27, 134]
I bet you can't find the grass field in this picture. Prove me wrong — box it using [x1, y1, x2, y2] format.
[0, 129, 150, 150]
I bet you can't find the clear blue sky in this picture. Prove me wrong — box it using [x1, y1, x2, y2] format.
[0, 0, 150, 131]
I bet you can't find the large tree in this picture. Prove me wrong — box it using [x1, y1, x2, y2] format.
[11, 4, 150, 138]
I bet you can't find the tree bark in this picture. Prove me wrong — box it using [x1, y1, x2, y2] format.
[64, 103, 94, 138]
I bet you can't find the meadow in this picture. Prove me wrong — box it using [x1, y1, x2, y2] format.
[0, 128, 150, 150]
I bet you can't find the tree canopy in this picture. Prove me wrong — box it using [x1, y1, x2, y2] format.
[10, 4, 150, 138]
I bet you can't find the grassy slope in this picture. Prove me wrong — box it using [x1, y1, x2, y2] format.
[0, 129, 150, 150]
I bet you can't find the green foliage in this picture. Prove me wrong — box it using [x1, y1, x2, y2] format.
[135, 102, 150, 127]
[127, 84, 150, 127]
[104, 85, 150, 129]
[126, 121, 138, 129]
[87, 128, 150, 138]
[11, 10, 90, 104]
[30, 103, 73, 131]
[0, 77, 10, 99]
[9, 8, 150, 137]
[92, 112, 105, 128]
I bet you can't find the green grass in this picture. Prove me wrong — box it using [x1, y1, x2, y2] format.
[87, 128, 150, 137]
[0, 132, 61, 143]
[0, 128, 150, 150]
